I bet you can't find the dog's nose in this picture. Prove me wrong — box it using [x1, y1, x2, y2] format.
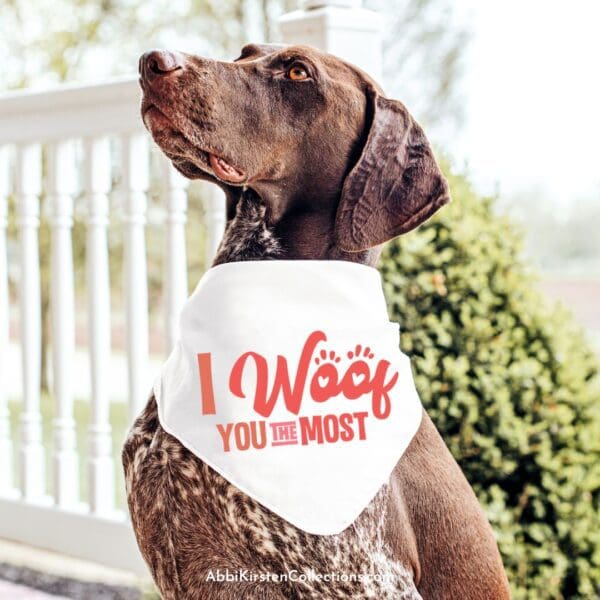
[140, 50, 184, 83]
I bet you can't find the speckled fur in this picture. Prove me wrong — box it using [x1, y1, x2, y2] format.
[128, 44, 510, 599]
[122, 193, 422, 599]
[213, 190, 282, 264]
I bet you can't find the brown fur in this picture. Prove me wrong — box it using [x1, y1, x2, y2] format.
[123, 44, 510, 599]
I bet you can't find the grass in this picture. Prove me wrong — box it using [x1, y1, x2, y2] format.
[8, 395, 130, 510]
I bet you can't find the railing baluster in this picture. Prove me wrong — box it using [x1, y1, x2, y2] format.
[84, 137, 114, 515]
[15, 143, 45, 501]
[0, 146, 15, 496]
[204, 185, 226, 267]
[122, 134, 149, 423]
[163, 159, 189, 354]
[47, 140, 79, 508]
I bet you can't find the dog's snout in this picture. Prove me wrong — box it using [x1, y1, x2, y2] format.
[140, 50, 184, 83]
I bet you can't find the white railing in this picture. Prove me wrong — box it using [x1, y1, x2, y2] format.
[0, 77, 225, 575]
[0, 0, 381, 578]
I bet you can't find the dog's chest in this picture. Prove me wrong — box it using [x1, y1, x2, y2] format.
[125, 402, 421, 599]
[124, 201, 422, 598]
[195, 455, 421, 599]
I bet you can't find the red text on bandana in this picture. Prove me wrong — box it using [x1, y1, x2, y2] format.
[197, 330, 399, 452]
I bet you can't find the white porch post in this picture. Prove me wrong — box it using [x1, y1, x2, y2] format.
[122, 134, 150, 423]
[204, 185, 226, 268]
[47, 140, 79, 508]
[84, 137, 114, 515]
[0, 146, 14, 496]
[163, 160, 189, 354]
[279, 0, 383, 82]
[15, 143, 45, 502]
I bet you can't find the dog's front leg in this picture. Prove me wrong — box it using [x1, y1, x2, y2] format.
[389, 411, 511, 600]
[123, 395, 296, 600]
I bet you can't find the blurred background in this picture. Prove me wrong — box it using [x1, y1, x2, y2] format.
[2, 0, 599, 343]
[0, 1, 598, 599]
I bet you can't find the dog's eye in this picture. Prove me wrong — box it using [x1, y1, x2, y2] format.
[286, 64, 309, 81]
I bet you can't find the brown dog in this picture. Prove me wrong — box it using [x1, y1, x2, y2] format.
[123, 43, 510, 599]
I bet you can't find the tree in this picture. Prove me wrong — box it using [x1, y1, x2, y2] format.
[369, 0, 470, 137]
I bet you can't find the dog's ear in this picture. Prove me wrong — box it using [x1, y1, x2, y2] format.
[335, 86, 450, 252]
[235, 43, 286, 62]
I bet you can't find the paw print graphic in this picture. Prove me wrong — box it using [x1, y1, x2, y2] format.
[314, 348, 342, 365]
[346, 344, 375, 361]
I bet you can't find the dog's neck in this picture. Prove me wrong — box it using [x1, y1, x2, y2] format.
[212, 188, 380, 267]
[212, 189, 281, 265]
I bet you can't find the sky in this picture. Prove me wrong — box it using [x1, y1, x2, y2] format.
[450, 0, 600, 209]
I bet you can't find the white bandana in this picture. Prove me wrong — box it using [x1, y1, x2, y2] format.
[154, 260, 422, 535]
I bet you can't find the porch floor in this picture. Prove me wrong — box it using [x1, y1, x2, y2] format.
[0, 579, 69, 599]
[0, 539, 154, 599]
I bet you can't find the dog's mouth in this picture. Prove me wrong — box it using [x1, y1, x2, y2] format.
[141, 101, 247, 185]
[208, 154, 245, 184]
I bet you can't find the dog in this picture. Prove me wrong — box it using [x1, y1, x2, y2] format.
[123, 43, 511, 599]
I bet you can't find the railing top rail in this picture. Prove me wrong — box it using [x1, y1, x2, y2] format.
[0, 76, 144, 145]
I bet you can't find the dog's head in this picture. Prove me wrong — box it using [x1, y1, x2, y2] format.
[139, 43, 449, 255]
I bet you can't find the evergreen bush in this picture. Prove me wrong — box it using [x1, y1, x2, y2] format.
[380, 166, 600, 599]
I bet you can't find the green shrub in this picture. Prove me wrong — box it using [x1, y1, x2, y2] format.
[379, 166, 600, 599]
